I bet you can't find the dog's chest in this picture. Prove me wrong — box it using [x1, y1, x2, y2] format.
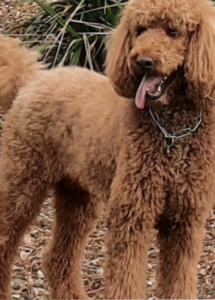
[139, 107, 215, 191]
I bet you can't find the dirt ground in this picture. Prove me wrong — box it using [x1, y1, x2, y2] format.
[1, 1, 215, 299]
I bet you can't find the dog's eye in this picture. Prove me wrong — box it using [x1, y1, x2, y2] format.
[167, 28, 177, 38]
[136, 26, 147, 36]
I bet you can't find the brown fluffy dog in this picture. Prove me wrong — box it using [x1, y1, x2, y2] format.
[0, 36, 126, 300]
[105, 0, 215, 298]
[1, 0, 215, 299]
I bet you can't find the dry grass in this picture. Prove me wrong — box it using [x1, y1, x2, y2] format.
[1, 1, 215, 299]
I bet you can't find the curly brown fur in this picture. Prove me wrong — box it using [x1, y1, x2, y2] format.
[1, 0, 215, 298]
[0, 34, 124, 300]
[104, 0, 215, 299]
[0, 35, 42, 111]
[106, 0, 215, 104]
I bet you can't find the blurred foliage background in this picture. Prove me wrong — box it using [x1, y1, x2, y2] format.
[8, 0, 127, 71]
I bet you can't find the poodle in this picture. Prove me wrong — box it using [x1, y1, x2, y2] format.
[0, 0, 215, 299]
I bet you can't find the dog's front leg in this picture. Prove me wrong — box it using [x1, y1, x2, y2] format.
[156, 191, 211, 300]
[103, 171, 155, 299]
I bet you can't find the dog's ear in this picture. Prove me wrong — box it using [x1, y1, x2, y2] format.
[105, 13, 135, 98]
[185, 6, 215, 102]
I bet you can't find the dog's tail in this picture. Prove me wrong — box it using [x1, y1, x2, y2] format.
[0, 35, 42, 112]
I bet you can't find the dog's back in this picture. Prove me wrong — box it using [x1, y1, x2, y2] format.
[0, 35, 42, 111]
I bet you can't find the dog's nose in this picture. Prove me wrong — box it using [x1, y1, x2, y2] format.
[136, 56, 154, 71]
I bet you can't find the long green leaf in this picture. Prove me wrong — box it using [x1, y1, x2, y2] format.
[33, 0, 79, 37]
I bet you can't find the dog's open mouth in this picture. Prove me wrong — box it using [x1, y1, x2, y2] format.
[135, 74, 168, 109]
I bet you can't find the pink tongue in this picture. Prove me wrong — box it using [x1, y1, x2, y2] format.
[135, 75, 161, 109]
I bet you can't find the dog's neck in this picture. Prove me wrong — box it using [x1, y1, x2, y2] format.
[166, 71, 214, 111]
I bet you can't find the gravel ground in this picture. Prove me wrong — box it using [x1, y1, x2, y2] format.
[9, 200, 215, 300]
[1, 1, 215, 299]
[0, 0, 39, 34]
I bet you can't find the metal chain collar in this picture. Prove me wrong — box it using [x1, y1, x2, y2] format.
[148, 107, 203, 153]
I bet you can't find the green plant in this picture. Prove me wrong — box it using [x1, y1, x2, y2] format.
[9, 0, 126, 71]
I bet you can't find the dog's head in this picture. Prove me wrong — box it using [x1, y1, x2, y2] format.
[105, 0, 215, 108]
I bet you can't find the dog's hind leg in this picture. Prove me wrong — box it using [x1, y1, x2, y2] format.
[0, 149, 47, 299]
[42, 178, 103, 299]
